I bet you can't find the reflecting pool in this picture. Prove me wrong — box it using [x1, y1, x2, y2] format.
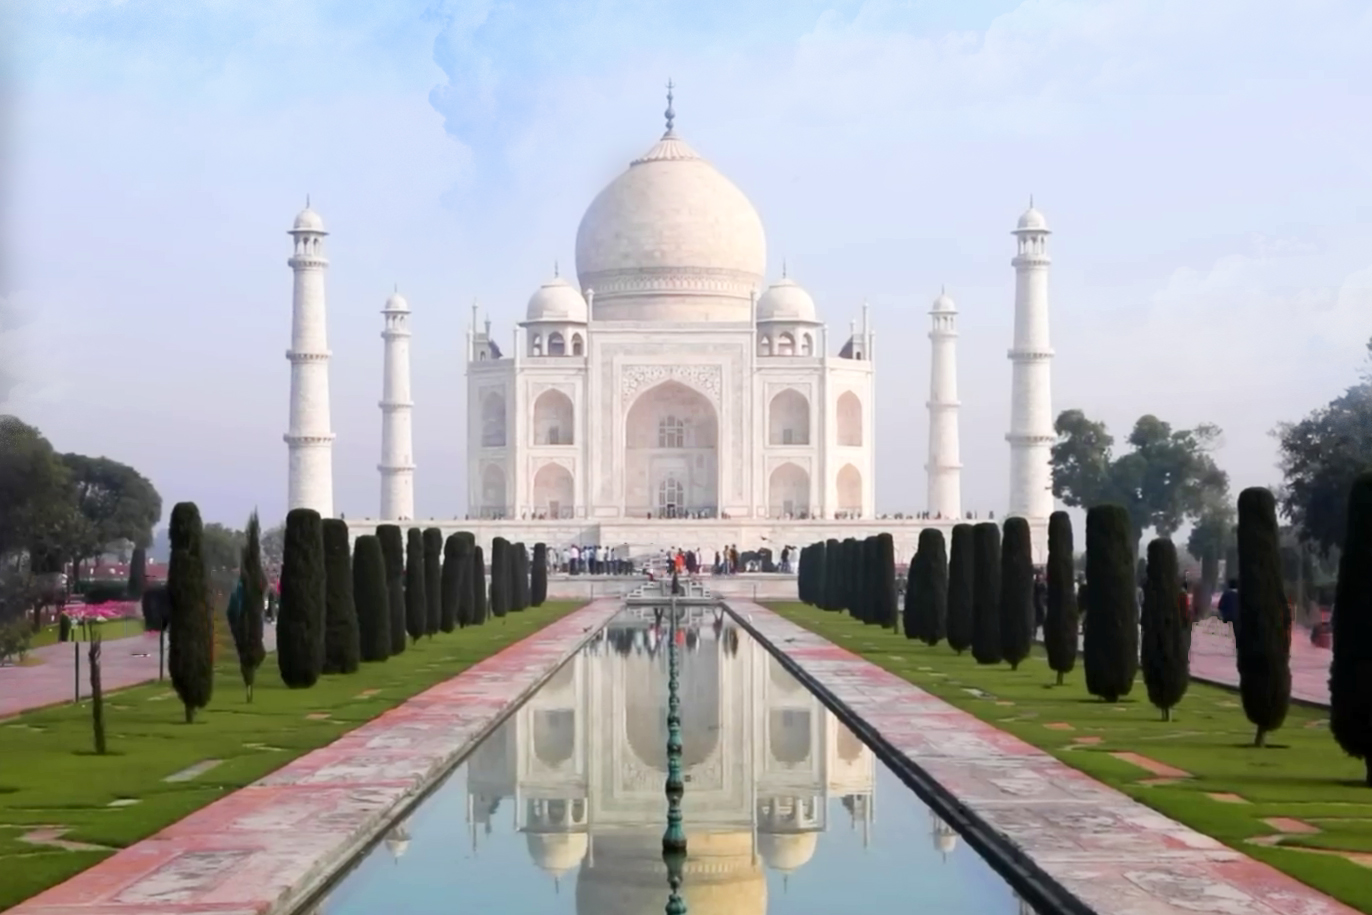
[314, 609, 1036, 915]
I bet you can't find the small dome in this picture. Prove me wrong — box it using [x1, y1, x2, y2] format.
[932, 290, 955, 313]
[293, 206, 325, 232]
[756, 277, 816, 322]
[1016, 205, 1048, 231]
[526, 275, 589, 323]
[757, 832, 819, 873]
[935, 832, 959, 855]
[526, 832, 588, 876]
[385, 823, 411, 861]
[384, 291, 410, 313]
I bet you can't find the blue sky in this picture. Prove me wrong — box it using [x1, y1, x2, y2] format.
[3, 0, 1372, 530]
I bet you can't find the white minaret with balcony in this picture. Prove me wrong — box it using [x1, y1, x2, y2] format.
[379, 289, 416, 521]
[926, 288, 962, 520]
[284, 199, 335, 517]
[1007, 200, 1055, 541]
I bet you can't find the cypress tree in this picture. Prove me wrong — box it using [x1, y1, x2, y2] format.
[378, 525, 407, 655]
[1141, 537, 1188, 720]
[353, 535, 389, 662]
[424, 528, 443, 636]
[512, 543, 529, 611]
[532, 543, 548, 607]
[456, 532, 476, 626]
[1043, 511, 1078, 686]
[1084, 504, 1138, 703]
[278, 508, 326, 689]
[903, 540, 922, 639]
[797, 545, 811, 604]
[404, 528, 426, 644]
[127, 546, 147, 599]
[907, 528, 947, 645]
[999, 517, 1035, 670]
[233, 511, 268, 699]
[1236, 487, 1291, 747]
[321, 519, 360, 675]
[946, 524, 974, 655]
[473, 545, 489, 624]
[1331, 472, 1372, 786]
[167, 502, 213, 723]
[858, 537, 877, 624]
[813, 541, 828, 611]
[441, 535, 461, 632]
[823, 539, 842, 611]
[843, 538, 860, 616]
[971, 522, 1003, 664]
[875, 534, 897, 628]
[489, 538, 508, 618]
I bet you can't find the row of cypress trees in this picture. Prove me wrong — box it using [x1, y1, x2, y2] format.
[797, 534, 899, 628]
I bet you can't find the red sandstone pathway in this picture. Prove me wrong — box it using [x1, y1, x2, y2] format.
[0, 628, 278, 720]
[734, 599, 1359, 915]
[1189, 618, 1331, 707]
[6, 599, 619, 915]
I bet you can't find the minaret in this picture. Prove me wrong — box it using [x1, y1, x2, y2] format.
[379, 288, 415, 521]
[1007, 199, 1055, 529]
[284, 198, 335, 517]
[926, 288, 962, 519]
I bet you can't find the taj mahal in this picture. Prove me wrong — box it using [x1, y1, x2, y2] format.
[285, 86, 1057, 561]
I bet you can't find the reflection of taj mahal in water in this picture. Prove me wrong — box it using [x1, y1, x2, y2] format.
[457, 614, 888, 913]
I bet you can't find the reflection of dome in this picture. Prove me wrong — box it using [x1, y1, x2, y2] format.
[574, 117, 767, 323]
[385, 823, 411, 861]
[756, 277, 816, 322]
[526, 275, 589, 323]
[526, 832, 589, 876]
[624, 647, 720, 770]
[575, 831, 766, 915]
[758, 832, 819, 873]
[930, 811, 959, 856]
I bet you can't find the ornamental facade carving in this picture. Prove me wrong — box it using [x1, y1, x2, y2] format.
[620, 363, 723, 406]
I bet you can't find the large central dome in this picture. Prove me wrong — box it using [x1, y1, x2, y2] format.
[575, 112, 767, 323]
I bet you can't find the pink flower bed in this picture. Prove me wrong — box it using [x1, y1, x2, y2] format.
[62, 601, 140, 623]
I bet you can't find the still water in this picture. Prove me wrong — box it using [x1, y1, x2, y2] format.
[314, 609, 1035, 915]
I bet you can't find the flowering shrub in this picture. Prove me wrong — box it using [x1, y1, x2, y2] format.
[62, 601, 140, 624]
[0, 619, 32, 665]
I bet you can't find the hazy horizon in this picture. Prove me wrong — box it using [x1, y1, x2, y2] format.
[3, 0, 1371, 533]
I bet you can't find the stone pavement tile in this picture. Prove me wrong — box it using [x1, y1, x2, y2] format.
[1264, 818, 1321, 835]
[7, 599, 621, 915]
[732, 600, 1362, 915]
[1190, 624, 1330, 708]
[1110, 751, 1191, 779]
[1208, 792, 1251, 804]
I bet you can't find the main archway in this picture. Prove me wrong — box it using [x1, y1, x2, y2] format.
[624, 380, 719, 517]
[532, 463, 575, 519]
[768, 462, 810, 518]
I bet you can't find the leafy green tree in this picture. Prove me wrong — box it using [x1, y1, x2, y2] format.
[1043, 511, 1078, 685]
[278, 508, 326, 689]
[1052, 409, 1229, 555]
[1187, 498, 1235, 608]
[1236, 487, 1292, 747]
[1083, 505, 1138, 703]
[0, 417, 76, 559]
[946, 524, 974, 655]
[166, 502, 213, 722]
[1331, 471, 1372, 786]
[321, 519, 360, 674]
[229, 511, 267, 700]
[377, 525, 406, 655]
[60, 452, 162, 576]
[1141, 537, 1188, 720]
[999, 517, 1034, 670]
[1275, 345, 1372, 557]
[353, 535, 390, 662]
[531, 543, 548, 607]
[971, 522, 1002, 665]
[423, 528, 442, 637]
[404, 528, 426, 644]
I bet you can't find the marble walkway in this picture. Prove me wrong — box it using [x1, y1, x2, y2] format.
[6, 598, 620, 915]
[733, 599, 1360, 915]
[1187, 618, 1331, 707]
[0, 627, 279, 720]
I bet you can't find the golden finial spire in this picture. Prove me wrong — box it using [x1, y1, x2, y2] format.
[664, 78, 675, 135]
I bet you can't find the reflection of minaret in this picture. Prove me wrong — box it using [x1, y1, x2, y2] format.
[385, 819, 411, 864]
[929, 809, 958, 861]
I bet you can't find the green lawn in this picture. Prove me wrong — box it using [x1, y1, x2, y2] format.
[29, 618, 145, 650]
[766, 602, 1372, 914]
[0, 602, 583, 911]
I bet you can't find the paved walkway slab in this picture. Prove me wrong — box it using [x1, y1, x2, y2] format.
[6, 599, 620, 915]
[733, 599, 1359, 915]
[1188, 619, 1331, 707]
[0, 627, 278, 720]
